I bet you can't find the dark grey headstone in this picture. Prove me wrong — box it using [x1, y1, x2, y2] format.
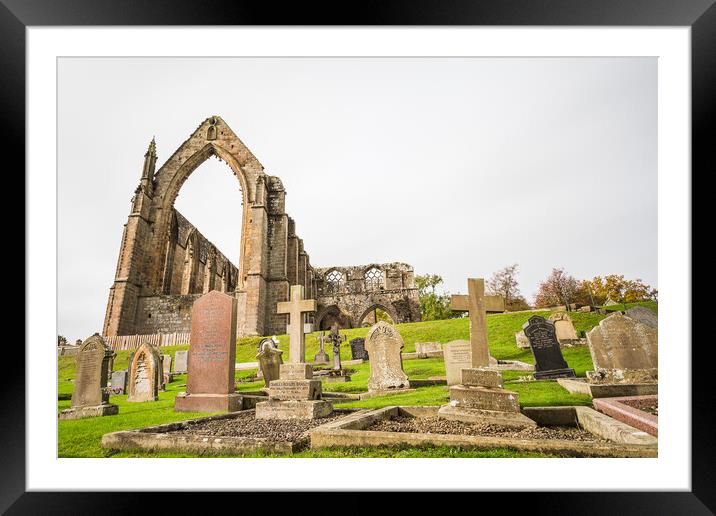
[522, 316, 576, 380]
[349, 338, 369, 360]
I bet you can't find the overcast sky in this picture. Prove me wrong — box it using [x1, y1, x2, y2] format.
[58, 57, 656, 341]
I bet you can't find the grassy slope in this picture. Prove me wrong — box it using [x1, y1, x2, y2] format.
[58, 303, 657, 458]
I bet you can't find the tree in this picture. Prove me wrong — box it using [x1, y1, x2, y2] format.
[585, 275, 658, 305]
[486, 264, 530, 311]
[534, 268, 581, 310]
[415, 274, 456, 321]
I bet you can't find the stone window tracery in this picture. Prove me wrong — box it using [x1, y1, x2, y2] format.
[325, 270, 343, 294]
[364, 267, 384, 291]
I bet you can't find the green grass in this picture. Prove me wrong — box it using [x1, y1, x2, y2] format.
[58, 306, 640, 458]
[58, 375, 219, 458]
[602, 300, 658, 313]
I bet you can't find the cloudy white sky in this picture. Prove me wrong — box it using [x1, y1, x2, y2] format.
[58, 57, 656, 341]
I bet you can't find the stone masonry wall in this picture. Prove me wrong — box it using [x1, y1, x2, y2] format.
[313, 262, 421, 329]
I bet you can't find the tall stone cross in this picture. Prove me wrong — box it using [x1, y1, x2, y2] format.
[450, 278, 502, 367]
[277, 285, 317, 363]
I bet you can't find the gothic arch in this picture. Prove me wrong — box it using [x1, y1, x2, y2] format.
[315, 304, 354, 330]
[148, 117, 262, 295]
[357, 302, 399, 327]
[103, 116, 317, 338]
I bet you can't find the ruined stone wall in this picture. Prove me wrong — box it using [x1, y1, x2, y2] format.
[133, 294, 201, 334]
[103, 117, 421, 339]
[103, 116, 318, 338]
[313, 263, 421, 329]
[168, 210, 239, 295]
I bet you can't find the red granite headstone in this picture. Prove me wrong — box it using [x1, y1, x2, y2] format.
[174, 291, 242, 412]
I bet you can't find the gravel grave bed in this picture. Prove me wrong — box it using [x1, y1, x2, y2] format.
[621, 398, 658, 416]
[367, 416, 608, 442]
[167, 411, 351, 442]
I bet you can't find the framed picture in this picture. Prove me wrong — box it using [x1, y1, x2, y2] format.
[10, 0, 711, 510]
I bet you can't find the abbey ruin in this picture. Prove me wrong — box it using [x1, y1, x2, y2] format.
[103, 116, 421, 341]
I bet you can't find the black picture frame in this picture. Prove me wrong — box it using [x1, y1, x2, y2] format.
[5, 0, 711, 512]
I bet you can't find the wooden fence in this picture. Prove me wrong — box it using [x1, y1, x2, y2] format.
[103, 332, 191, 351]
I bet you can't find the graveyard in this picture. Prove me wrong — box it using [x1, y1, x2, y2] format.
[57, 296, 658, 458]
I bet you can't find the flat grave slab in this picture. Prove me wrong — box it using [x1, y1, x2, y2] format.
[592, 395, 658, 437]
[557, 378, 658, 398]
[310, 405, 656, 457]
[102, 409, 356, 456]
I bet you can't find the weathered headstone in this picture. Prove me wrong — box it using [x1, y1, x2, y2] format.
[443, 340, 473, 386]
[415, 342, 443, 356]
[127, 342, 162, 402]
[59, 334, 119, 420]
[548, 312, 579, 345]
[110, 370, 128, 395]
[175, 290, 242, 412]
[586, 312, 657, 384]
[256, 337, 283, 387]
[522, 316, 576, 379]
[365, 321, 410, 391]
[624, 306, 658, 330]
[174, 350, 189, 373]
[256, 285, 332, 419]
[349, 338, 369, 360]
[162, 353, 173, 384]
[515, 330, 530, 349]
[314, 331, 331, 364]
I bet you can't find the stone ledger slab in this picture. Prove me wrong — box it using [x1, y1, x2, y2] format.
[255, 399, 333, 420]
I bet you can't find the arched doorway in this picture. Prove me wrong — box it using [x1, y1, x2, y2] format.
[316, 305, 353, 331]
[358, 304, 397, 327]
[103, 116, 300, 338]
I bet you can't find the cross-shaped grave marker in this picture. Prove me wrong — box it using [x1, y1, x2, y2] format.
[328, 324, 347, 370]
[277, 285, 317, 363]
[450, 278, 503, 367]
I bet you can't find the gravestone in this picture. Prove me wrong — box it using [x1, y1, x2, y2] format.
[256, 285, 332, 419]
[276, 285, 317, 363]
[625, 306, 658, 330]
[365, 321, 410, 391]
[314, 331, 330, 364]
[515, 330, 530, 349]
[256, 337, 283, 387]
[415, 342, 443, 356]
[175, 290, 242, 412]
[522, 316, 576, 379]
[443, 340, 473, 386]
[586, 312, 658, 384]
[110, 369, 128, 395]
[548, 312, 579, 345]
[127, 342, 162, 402]
[162, 353, 173, 384]
[450, 278, 501, 365]
[328, 325, 347, 370]
[163, 354, 172, 374]
[59, 334, 119, 420]
[437, 278, 535, 429]
[174, 350, 189, 374]
[349, 338, 368, 360]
